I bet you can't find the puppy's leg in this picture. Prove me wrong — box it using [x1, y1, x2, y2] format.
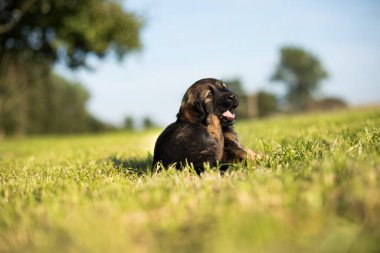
[206, 114, 224, 161]
[222, 127, 256, 164]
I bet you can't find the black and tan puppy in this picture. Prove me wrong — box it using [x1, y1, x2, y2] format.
[153, 78, 256, 173]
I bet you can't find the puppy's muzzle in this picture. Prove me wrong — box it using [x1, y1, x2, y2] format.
[223, 92, 239, 108]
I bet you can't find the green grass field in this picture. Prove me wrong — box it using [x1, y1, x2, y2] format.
[1, 108, 379, 253]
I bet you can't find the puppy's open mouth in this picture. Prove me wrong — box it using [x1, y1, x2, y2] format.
[219, 109, 236, 127]
[221, 110, 236, 122]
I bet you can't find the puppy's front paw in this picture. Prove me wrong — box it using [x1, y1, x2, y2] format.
[245, 148, 257, 160]
[246, 148, 269, 161]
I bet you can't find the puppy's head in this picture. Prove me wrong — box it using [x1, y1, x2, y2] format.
[177, 78, 239, 127]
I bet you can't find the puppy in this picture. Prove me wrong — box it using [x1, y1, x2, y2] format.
[153, 78, 256, 173]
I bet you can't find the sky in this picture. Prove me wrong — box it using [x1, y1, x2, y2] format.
[56, 0, 380, 126]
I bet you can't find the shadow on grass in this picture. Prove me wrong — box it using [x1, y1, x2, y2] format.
[108, 155, 153, 176]
[107, 155, 255, 177]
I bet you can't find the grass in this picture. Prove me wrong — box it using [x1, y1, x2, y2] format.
[0, 108, 379, 253]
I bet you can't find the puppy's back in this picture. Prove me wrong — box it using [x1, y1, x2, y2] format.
[152, 122, 219, 171]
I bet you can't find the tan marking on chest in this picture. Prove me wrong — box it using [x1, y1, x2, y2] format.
[207, 114, 224, 160]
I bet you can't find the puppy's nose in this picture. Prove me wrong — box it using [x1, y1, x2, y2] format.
[228, 94, 237, 100]
[225, 93, 239, 106]
[226, 93, 238, 101]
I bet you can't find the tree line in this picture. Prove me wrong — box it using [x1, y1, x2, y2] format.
[0, 0, 142, 136]
[225, 46, 347, 119]
[123, 116, 158, 131]
[0, 60, 111, 134]
[0, 1, 347, 136]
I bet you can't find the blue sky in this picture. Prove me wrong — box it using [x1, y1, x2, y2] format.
[56, 0, 380, 126]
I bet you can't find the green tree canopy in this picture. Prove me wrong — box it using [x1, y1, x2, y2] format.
[257, 91, 278, 117]
[271, 46, 328, 111]
[142, 117, 156, 130]
[123, 116, 134, 130]
[0, 0, 143, 68]
[0, 0, 143, 135]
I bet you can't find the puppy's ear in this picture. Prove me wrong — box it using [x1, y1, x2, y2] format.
[176, 91, 204, 123]
[177, 86, 214, 124]
[195, 97, 207, 122]
[196, 91, 215, 124]
[202, 91, 214, 115]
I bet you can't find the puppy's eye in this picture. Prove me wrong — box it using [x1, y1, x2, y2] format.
[207, 91, 214, 98]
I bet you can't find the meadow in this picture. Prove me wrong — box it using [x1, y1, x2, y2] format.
[0, 108, 379, 253]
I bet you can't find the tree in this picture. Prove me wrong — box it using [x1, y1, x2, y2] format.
[256, 91, 278, 117]
[0, 0, 143, 68]
[123, 116, 135, 130]
[271, 46, 328, 111]
[142, 117, 156, 130]
[0, 0, 143, 135]
[0, 52, 51, 134]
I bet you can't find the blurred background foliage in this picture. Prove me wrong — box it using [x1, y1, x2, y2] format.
[271, 47, 330, 112]
[0, 0, 142, 135]
[223, 47, 346, 120]
[0, 0, 348, 136]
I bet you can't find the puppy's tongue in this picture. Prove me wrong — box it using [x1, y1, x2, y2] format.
[222, 110, 235, 120]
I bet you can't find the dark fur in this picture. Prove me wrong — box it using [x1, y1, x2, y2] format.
[153, 78, 255, 173]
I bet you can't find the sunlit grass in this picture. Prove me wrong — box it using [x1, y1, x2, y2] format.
[1, 108, 379, 252]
